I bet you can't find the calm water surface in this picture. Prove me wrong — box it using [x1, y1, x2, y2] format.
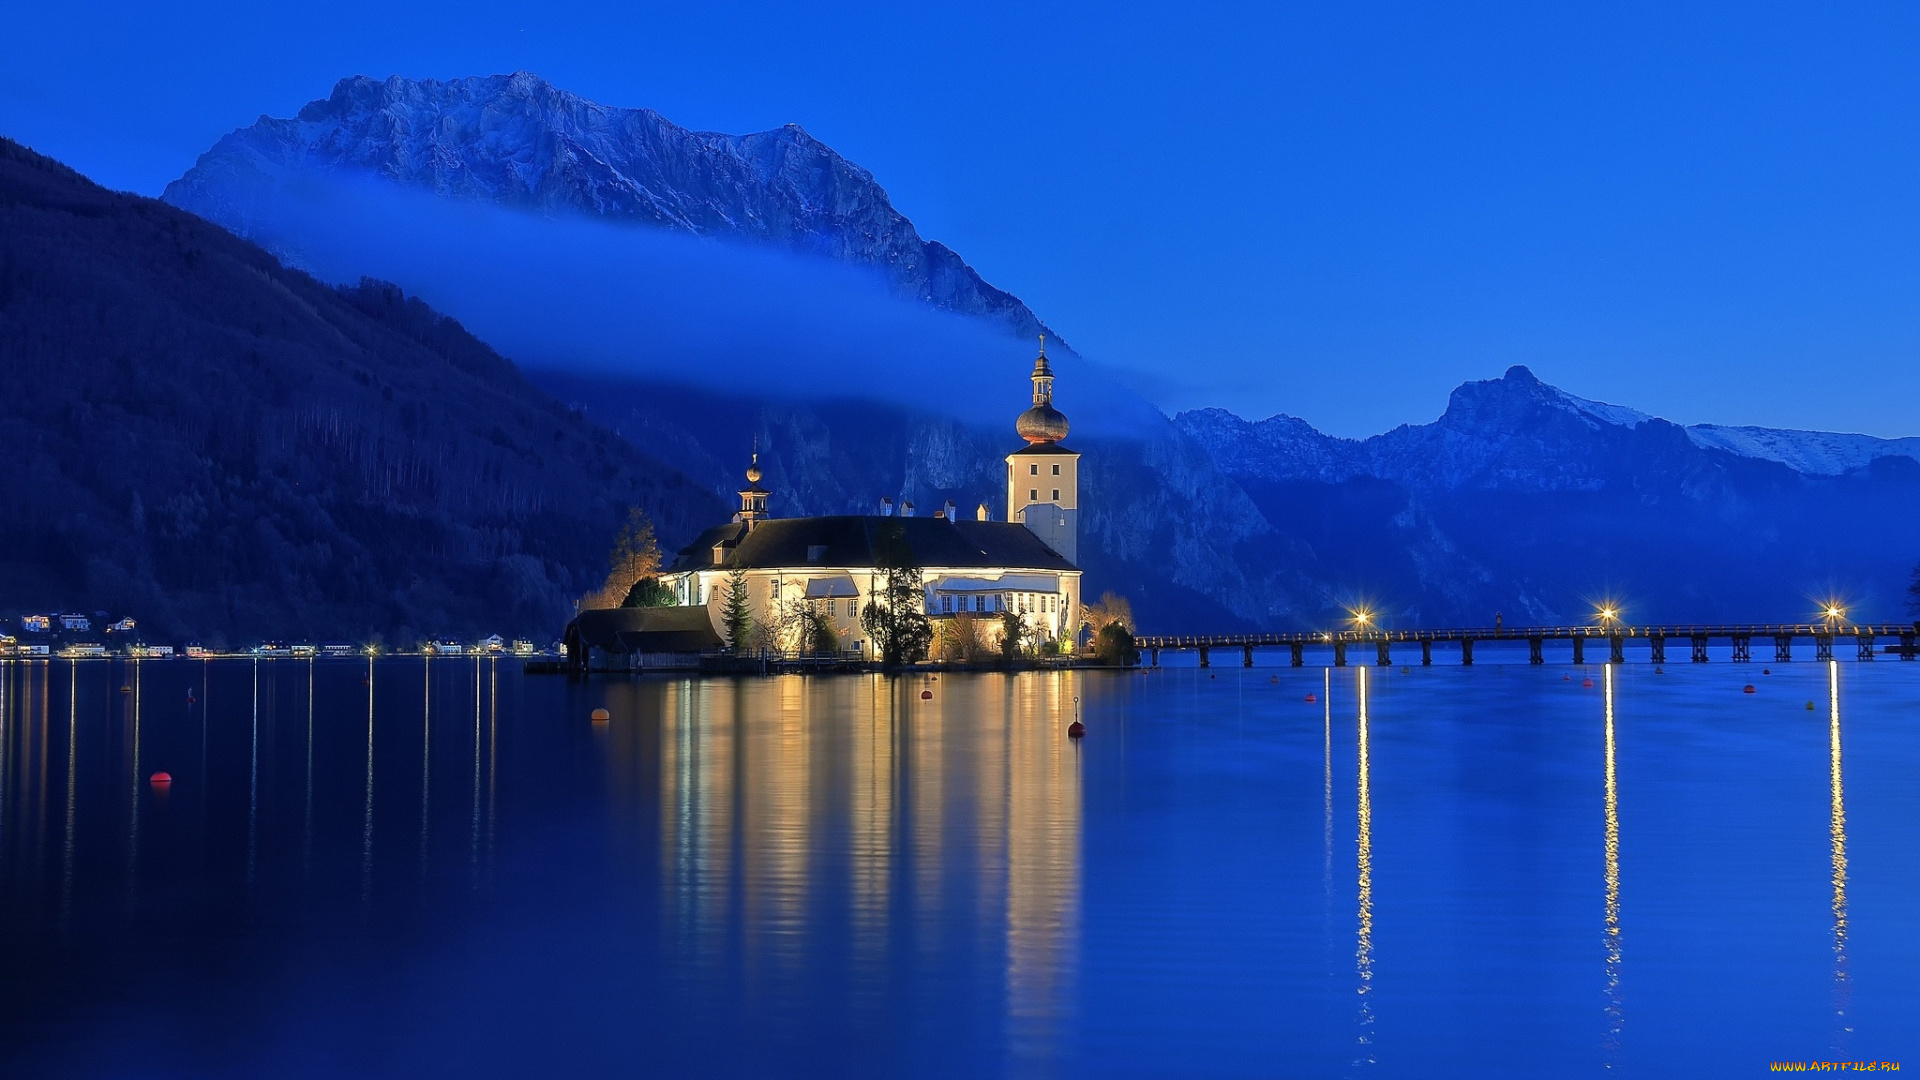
[0, 654, 1916, 1077]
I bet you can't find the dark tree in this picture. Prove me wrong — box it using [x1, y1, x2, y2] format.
[860, 522, 932, 667]
[1909, 559, 1920, 617]
[1094, 623, 1141, 667]
[998, 610, 1027, 662]
[621, 576, 674, 608]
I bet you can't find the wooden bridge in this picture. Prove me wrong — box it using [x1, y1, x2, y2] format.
[1134, 623, 1920, 667]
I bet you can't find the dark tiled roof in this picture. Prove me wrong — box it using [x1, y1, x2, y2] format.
[1009, 442, 1077, 456]
[667, 516, 1077, 573]
[568, 606, 724, 654]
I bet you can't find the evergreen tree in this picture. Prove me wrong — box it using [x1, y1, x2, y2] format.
[1909, 559, 1920, 617]
[720, 568, 753, 652]
[860, 521, 932, 667]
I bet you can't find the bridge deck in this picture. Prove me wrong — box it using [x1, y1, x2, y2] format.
[1138, 623, 1916, 647]
[1136, 623, 1920, 665]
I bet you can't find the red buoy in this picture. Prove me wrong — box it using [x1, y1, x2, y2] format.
[1067, 721, 1085, 738]
[149, 772, 172, 785]
[920, 690, 932, 699]
[1743, 684, 1756, 694]
[1304, 693, 1317, 703]
[590, 707, 610, 722]
[1582, 679, 1594, 688]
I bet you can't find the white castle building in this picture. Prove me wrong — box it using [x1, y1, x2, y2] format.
[658, 339, 1084, 655]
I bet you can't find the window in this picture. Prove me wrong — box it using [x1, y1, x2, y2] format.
[974, 595, 985, 612]
[1029, 489, 1037, 501]
[1030, 463, 1038, 475]
[942, 595, 953, 613]
[1052, 464, 1059, 475]
[771, 580, 781, 604]
[848, 599, 858, 617]
[1051, 489, 1059, 501]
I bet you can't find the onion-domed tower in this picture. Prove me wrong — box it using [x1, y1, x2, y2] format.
[736, 450, 770, 529]
[1006, 336, 1079, 564]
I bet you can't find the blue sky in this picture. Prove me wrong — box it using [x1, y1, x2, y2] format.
[4, 1, 1916, 437]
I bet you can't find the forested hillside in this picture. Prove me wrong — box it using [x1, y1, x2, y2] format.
[0, 138, 722, 643]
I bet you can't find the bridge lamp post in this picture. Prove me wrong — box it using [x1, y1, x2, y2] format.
[1349, 608, 1374, 635]
[1823, 604, 1845, 630]
[1597, 606, 1620, 632]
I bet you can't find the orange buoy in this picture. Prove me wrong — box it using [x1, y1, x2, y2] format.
[1067, 721, 1085, 738]
[1743, 685, 1756, 694]
[149, 772, 172, 785]
[920, 690, 932, 699]
[120, 685, 132, 693]
[1582, 679, 1594, 688]
[590, 707, 611, 722]
[1304, 693, 1317, 703]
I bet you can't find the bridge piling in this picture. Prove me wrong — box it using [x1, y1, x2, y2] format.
[1421, 640, 1432, 666]
[1903, 632, 1917, 660]
[1732, 635, 1751, 662]
[1151, 647, 1159, 667]
[1333, 641, 1347, 667]
[1816, 635, 1834, 662]
[1774, 635, 1792, 662]
[1199, 645, 1210, 668]
[1858, 632, 1875, 661]
[1610, 636, 1625, 665]
[1572, 637, 1585, 665]
[1376, 640, 1391, 666]
[1528, 637, 1544, 664]
[1650, 635, 1666, 664]
[1691, 635, 1709, 663]
[1461, 639, 1474, 666]
[1290, 642, 1304, 667]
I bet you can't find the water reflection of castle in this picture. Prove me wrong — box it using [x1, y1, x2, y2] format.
[602, 673, 1083, 1061]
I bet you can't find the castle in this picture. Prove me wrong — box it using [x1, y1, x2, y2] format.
[657, 339, 1085, 656]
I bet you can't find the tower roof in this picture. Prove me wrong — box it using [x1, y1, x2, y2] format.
[1016, 334, 1069, 445]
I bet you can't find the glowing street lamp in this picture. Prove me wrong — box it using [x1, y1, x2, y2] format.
[1823, 604, 1845, 628]
[1350, 608, 1375, 633]
[1596, 604, 1621, 630]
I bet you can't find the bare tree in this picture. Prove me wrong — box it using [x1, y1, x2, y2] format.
[582, 507, 662, 610]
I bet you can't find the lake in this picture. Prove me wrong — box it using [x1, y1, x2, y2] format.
[0, 655, 1915, 1077]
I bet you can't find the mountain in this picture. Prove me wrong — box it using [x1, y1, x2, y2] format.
[163, 72, 1060, 348]
[0, 137, 723, 644]
[1175, 366, 1920, 625]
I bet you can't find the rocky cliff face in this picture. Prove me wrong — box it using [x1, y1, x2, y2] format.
[163, 72, 1059, 346]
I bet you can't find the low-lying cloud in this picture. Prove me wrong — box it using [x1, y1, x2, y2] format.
[221, 174, 1164, 438]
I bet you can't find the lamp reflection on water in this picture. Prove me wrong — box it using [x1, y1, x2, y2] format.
[1828, 660, 1851, 1049]
[1603, 663, 1623, 1063]
[1355, 665, 1374, 1066]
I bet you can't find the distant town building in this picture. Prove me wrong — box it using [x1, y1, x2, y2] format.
[108, 617, 138, 634]
[654, 339, 1084, 657]
[20, 615, 51, 633]
[58, 614, 89, 632]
